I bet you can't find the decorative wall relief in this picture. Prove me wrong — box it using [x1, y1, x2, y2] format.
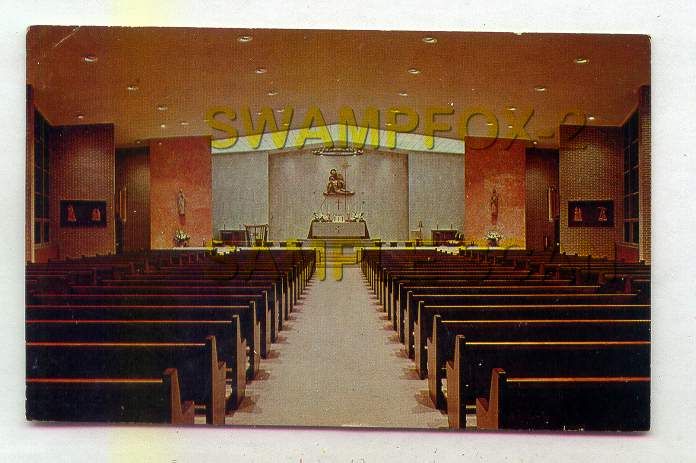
[567, 200, 614, 227]
[60, 200, 107, 227]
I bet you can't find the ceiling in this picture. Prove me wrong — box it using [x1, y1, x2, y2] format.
[27, 27, 650, 148]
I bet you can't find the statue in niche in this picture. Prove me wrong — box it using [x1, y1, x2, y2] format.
[177, 189, 186, 216]
[490, 188, 499, 225]
[573, 206, 583, 222]
[325, 168, 354, 196]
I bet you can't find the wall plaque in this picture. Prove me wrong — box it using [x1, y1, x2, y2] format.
[567, 200, 614, 227]
[60, 200, 107, 227]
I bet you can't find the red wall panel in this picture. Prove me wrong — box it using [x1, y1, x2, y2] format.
[464, 137, 526, 247]
[149, 136, 212, 249]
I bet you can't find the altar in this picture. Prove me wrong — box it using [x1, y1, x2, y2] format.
[307, 221, 369, 239]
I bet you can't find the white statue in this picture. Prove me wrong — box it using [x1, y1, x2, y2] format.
[177, 189, 186, 216]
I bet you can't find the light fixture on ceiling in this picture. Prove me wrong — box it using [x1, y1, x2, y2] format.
[127, 84, 139, 91]
[507, 124, 514, 129]
[255, 67, 267, 74]
[267, 90, 278, 96]
[157, 104, 168, 111]
[534, 85, 547, 92]
[533, 141, 538, 145]
[507, 106, 517, 111]
[75, 113, 85, 120]
[422, 37, 437, 44]
[160, 124, 166, 129]
[486, 122, 494, 126]
[587, 115, 596, 121]
[135, 139, 142, 144]
[237, 35, 253, 43]
[407, 68, 421, 75]
[398, 91, 408, 97]
[82, 54, 97, 63]
[574, 57, 590, 64]
[276, 108, 285, 113]
[180, 121, 189, 126]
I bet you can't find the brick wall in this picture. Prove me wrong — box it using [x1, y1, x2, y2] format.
[149, 136, 212, 249]
[525, 149, 559, 251]
[464, 137, 526, 247]
[558, 125, 623, 258]
[49, 124, 116, 259]
[116, 147, 151, 252]
[638, 85, 651, 264]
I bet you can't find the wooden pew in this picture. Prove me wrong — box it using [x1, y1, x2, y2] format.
[393, 278, 578, 319]
[56, 288, 277, 353]
[413, 302, 649, 379]
[393, 283, 597, 342]
[476, 368, 650, 431]
[26, 368, 195, 424]
[26, 336, 227, 425]
[445, 337, 650, 428]
[122, 271, 295, 319]
[427, 317, 651, 408]
[407, 293, 640, 364]
[97, 279, 286, 332]
[29, 292, 272, 359]
[26, 304, 261, 380]
[26, 318, 247, 409]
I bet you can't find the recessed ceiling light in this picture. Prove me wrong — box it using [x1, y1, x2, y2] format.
[135, 139, 142, 144]
[276, 108, 284, 113]
[507, 106, 517, 111]
[127, 84, 139, 91]
[507, 124, 514, 129]
[407, 68, 421, 75]
[180, 121, 189, 126]
[237, 35, 253, 43]
[533, 141, 538, 145]
[386, 123, 393, 127]
[255, 67, 267, 74]
[587, 115, 596, 121]
[160, 124, 166, 129]
[256, 111, 263, 116]
[574, 57, 589, 64]
[398, 91, 408, 97]
[422, 37, 437, 44]
[267, 90, 278, 96]
[75, 114, 84, 120]
[534, 85, 547, 92]
[157, 104, 168, 111]
[486, 122, 494, 126]
[82, 54, 97, 63]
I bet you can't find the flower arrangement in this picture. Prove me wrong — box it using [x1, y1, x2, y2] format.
[485, 230, 502, 241]
[174, 229, 190, 246]
[312, 212, 331, 222]
[350, 211, 365, 222]
[485, 230, 502, 246]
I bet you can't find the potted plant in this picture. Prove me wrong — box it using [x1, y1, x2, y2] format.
[174, 229, 190, 247]
[485, 230, 502, 247]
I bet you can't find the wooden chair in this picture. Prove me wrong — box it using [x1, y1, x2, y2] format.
[244, 224, 268, 247]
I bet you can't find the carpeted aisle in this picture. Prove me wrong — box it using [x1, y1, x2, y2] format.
[226, 265, 449, 428]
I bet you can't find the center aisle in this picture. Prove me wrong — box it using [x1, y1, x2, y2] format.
[227, 265, 449, 428]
